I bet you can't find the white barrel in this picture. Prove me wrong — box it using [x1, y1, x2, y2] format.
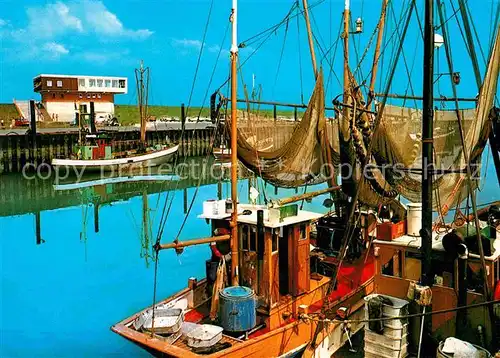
[407, 203, 422, 236]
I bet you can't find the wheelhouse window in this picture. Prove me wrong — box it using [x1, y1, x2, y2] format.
[97, 79, 103, 87]
[47, 80, 52, 87]
[89, 79, 96, 87]
[112, 80, 119, 88]
[272, 229, 279, 253]
[249, 227, 257, 252]
[241, 225, 249, 251]
[105, 80, 111, 88]
[299, 224, 307, 240]
[56, 80, 63, 87]
[79, 79, 85, 87]
[119, 79, 126, 88]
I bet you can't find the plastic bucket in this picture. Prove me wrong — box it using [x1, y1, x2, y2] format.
[407, 203, 422, 237]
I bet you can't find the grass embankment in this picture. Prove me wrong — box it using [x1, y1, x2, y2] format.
[0, 104, 19, 123]
[0, 103, 301, 126]
[115, 104, 300, 125]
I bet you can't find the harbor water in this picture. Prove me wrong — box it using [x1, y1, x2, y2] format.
[0, 156, 498, 357]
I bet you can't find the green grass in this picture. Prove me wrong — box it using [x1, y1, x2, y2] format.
[0, 103, 302, 126]
[115, 104, 301, 125]
[0, 104, 19, 123]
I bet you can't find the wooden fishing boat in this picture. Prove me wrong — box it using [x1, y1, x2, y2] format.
[51, 61, 179, 174]
[112, 0, 500, 355]
[52, 144, 179, 172]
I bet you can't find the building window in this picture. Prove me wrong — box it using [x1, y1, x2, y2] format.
[89, 79, 96, 87]
[119, 79, 126, 88]
[79, 79, 85, 87]
[56, 80, 63, 87]
[47, 80, 53, 87]
[105, 80, 111, 88]
[112, 80, 119, 88]
[97, 79, 103, 87]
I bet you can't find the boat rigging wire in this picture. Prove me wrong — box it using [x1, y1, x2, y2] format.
[304, 299, 500, 324]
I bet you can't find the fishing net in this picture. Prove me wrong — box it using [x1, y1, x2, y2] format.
[230, 70, 339, 187]
[352, 28, 499, 211]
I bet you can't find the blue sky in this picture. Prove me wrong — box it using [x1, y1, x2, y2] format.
[0, 0, 498, 108]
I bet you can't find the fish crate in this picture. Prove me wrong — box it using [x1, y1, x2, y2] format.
[364, 294, 409, 317]
[365, 329, 408, 350]
[366, 323, 408, 340]
[365, 341, 408, 358]
[376, 221, 406, 241]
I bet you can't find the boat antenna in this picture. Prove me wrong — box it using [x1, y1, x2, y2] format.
[230, 0, 240, 286]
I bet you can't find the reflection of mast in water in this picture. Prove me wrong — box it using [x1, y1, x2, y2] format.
[139, 190, 154, 267]
[94, 202, 100, 233]
[35, 212, 45, 245]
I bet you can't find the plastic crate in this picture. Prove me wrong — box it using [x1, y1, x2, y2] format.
[364, 294, 409, 317]
[366, 323, 408, 340]
[365, 342, 408, 358]
[365, 330, 408, 350]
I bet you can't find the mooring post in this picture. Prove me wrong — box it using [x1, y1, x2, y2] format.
[35, 211, 43, 245]
[181, 103, 186, 157]
[183, 188, 188, 214]
[294, 106, 298, 121]
[89, 102, 96, 134]
[273, 104, 277, 121]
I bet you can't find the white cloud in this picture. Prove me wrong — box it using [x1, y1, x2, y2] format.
[81, 0, 153, 39]
[43, 42, 70, 56]
[0, 19, 7, 27]
[25, 2, 82, 39]
[172, 38, 204, 51]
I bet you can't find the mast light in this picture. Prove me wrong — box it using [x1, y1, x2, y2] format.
[434, 33, 444, 48]
[355, 18, 363, 33]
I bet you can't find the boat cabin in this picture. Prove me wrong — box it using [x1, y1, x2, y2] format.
[75, 134, 112, 160]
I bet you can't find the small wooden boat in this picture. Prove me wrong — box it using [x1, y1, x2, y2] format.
[52, 144, 179, 173]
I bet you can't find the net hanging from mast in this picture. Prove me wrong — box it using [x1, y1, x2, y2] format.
[344, 26, 500, 210]
[229, 70, 339, 188]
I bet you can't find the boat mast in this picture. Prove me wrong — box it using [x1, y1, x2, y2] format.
[302, 0, 318, 78]
[421, 0, 434, 288]
[343, 0, 350, 105]
[135, 60, 149, 147]
[367, 0, 389, 108]
[230, 0, 239, 286]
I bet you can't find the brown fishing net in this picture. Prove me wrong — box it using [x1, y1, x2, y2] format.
[229, 70, 339, 187]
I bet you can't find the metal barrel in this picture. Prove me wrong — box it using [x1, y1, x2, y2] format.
[219, 286, 256, 332]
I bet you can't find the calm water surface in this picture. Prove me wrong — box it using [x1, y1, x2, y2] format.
[0, 156, 498, 357]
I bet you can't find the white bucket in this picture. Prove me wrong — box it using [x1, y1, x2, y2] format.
[407, 203, 422, 237]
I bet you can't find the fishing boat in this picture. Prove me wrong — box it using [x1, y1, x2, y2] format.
[51, 142, 179, 173]
[51, 62, 178, 174]
[112, 0, 500, 356]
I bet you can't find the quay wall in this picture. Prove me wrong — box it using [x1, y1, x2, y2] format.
[0, 127, 217, 174]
